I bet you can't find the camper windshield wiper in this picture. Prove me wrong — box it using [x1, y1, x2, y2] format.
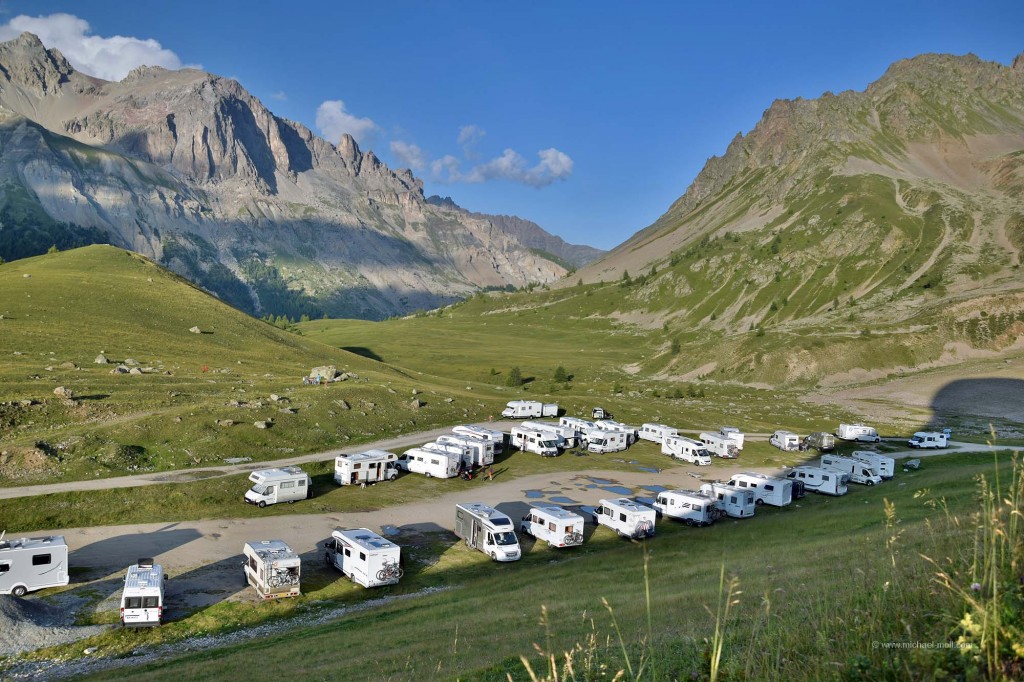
[494, 532, 517, 546]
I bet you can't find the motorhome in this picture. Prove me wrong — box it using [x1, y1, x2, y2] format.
[501, 400, 543, 419]
[851, 451, 895, 479]
[0, 534, 69, 596]
[908, 431, 949, 449]
[518, 422, 567, 450]
[593, 498, 656, 539]
[785, 466, 849, 496]
[510, 427, 560, 456]
[639, 423, 679, 444]
[769, 430, 801, 451]
[594, 419, 639, 444]
[119, 559, 165, 627]
[592, 407, 610, 420]
[699, 432, 739, 458]
[334, 450, 399, 486]
[244, 466, 311, 507]
[583, 428, 629, 453]
[520, 421, 578, 448]
[661, 436, 712, 465]
[700, 483, 756, 518]
[520, 505, 584, 548]
[454, 503, 521, 562]
[836, 423, 881, 443]
[821, 455, 883, 486]
[802, 431, 836, 452]
[720, 427, 745, 450]
[542, 403, 559, 417]
[653, 490, 720, 526]
[323, 528, 402, 588]
[452, 425, 505, 454]
[396, 447, 460, 478]
[725, 473, 794, 507]
[243, 540, 301, 599]
[436, 435, 496, 466]
[559, 416, 596, 440]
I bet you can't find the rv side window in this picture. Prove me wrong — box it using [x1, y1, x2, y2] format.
[298, 479, 306, 487]
[143, 597, 159, 608]
[0, 562, 9, 573]
[249, 556, 257, 571]
[32, 554, 51, 566]
[359, 552, 366, 561]
[125, 597, 142, 609]
[619, 513, 627, 522]
[823, 474, 831, 481]
[765, 484, 774, 491]
[282, 481, 295, 489]
[344, 548, 351, 557]
[548, 522, 556, 532]
[730, 496, 737, 504]
[430, 458, 439, 465]
[353, 463, 361, 469]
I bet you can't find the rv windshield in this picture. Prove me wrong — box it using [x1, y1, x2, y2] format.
[697, 448, 710, 457]
[542, 440, 558, 449]
[493, 531, 517, 546]
[250, 483, 268, 495]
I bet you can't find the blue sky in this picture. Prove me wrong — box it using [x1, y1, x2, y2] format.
[2, 1, 1021, 249]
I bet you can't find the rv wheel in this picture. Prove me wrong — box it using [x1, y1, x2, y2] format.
[12, 585, 26, 597]
[258, 501, 266, 508]
[425, 472, 432, 478]
[490, 551, 497, 561]
[866, 480, 875, 486]
[755, 498, 764, 506]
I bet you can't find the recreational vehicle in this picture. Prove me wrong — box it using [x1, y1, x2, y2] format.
[323, 528, 402, 588]
[699, 432, 739, 458]
[452, 425, 505, 454]
[594, 420, 639, 444]
[243, 540, 301, 599]
[0, 534, 69, 596]
[700, 483, 756, 518]
[120, 559, 165, 627]
[436, 435, 496, 466]
[769, 430, 801, 451]
[593, 498, 656, 539]
[396, 448, 460, 478]
[836, 423, 881, 443]
[334, 450, 399, 486]
[244, 466, 311, 507]
[720, 427, 745, 450]
[520, 505, 584, 548]
[725, 473, 794, 507]
[653, 490, 720, 526]
[521, 421, 578, 448]
[559, 416, 596, 440]
[510, 427, 560, 456]
[583, 429, 629, 453]
[454, 503, 521, 562]
[802, 431, 836, 452]
[501, 400, 543, 419]
[908, 431, 948, 449]
[639, 423, 679, 444]
[592, 407, 610, 419]
[542, 403, 559, 417]
[851, 451, 895, 479]
[661, 436, 712, 465]
[821, 455, 883, 486]
[785, 466, 849, 496]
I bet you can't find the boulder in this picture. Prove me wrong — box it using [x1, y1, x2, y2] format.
[254, 420, 272, 429]
[409, 398, 424, 410]
[189, 326, 202, 334]
[53, 386, 74, 399]
[129, 368, 142, 375]
[216, 419, 234, 427]
[309, 365, 338, 382]
[59, 361, 77, 369]
[334, 399, 350, 410]
[94, 354, 109, 364]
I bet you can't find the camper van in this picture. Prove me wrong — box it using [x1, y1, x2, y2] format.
[592, 407, 610, 420]
[908, 431, 948, 449]
[700, 483, 756, 518]
[334, 450, 399, 486]
[520, 505, 584, 548]
[521, 421, 578, 449]
[821, 455, 883, 486]
[454, 503, 521, 562]
[243, 540, 301, 599]
[726, 473, 794, 507]
[836, 423, 881, 443]
[593, 498, 656, 539]
[559, 416, 597, 440]
[244, 466, 312, 507]
[323, 528, 402, 588]
[396, 447, 460, 478]
[661, 436, 712, 465]
[436, 435, 496, 467]
[699, 432, 739, 458]
[583, 429, 629, 453]
[802, 432, 836, 452]
[769, 430, 801, 451]
[785, 466, 849, 496]
[501, 400, 543, 419]
[639, 423, 679, 444]
[653, 490, 720, 526]
[720, 427, 745, 450]
[510, 427, 560, 456]
[851, 451, 895, 479]
[0, 534, 69, 596]
[120, 559, 165, 627]
[452, 425, 505, 454]
[594, 420, 639, 444]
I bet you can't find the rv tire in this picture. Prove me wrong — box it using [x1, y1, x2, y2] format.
[11, 585, 26, 597]
[257, 501, 266, 508]
[684, 519, 695, 527]
[755, 498, 764, 506]
[866, 480, 875, 486]
[490, 551, 497, 561]
[425, 472, 432, 478]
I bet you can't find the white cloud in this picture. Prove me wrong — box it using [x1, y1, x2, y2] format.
[0, 13, 194, 81]
[456, 124, 485, 159]
[315, 100, 378, 146]
[269, 91, 287, 101]
[390, 141, 427, 171]
[430, 154, 463, 182]
[439, 147, 573, 188]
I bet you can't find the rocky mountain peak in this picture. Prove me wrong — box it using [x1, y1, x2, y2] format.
[0, 31, 74, 96]
[1013, 52, 1024, 72]
[336, 133, 361, 165]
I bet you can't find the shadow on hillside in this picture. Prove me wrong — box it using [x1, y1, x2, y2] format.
[926, 378, 1024, 428]
[76, 394, 110, 401]
[342, 347, 384, 362]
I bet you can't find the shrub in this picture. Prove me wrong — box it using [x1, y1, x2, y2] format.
[506, 367, 523, 387]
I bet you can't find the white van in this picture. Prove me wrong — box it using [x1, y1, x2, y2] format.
[397, 447, 460, 478]
[243, 540, 301, 599]
[653, 490, 720, 526]
[521, 421, 578, 448]
[452, 425, 505, 454]
[661, 436, 712, 465]
[559, 416, 596, 441]
[0, 534, 69, 596]
[120, 559, 165, 627]
[436, 435, 496, 466]
[501, 400, 543, 419]
[720, 427, 744, 450]
[908, 431, 948, 449]
[821, 455, 883, 486]
[244, 466, 312, 507]
[700, 483, 755, 518]
[699, 432, 739, 458]
[323, 528, 402, 588]
[639, 423, 679, 444]
[836, 423, 881, 443]
[584, 429, 629, 453]
[769, 430, 801, 451]
[510, 427, 560, 456]
[455, 503, 521, 562]
[851, 451, 895, 480]
[594, 420, 639, 445]
[593, 498, 656, 539]
[785, 466, 849, 495]
[520, 505, 584, 548]
[334, 450, 399, 486]
[725, 473, 794, 507]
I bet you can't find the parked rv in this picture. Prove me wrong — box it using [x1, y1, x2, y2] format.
[583, 429, 629, 453]
[323, 528, 402, 588]
[397, 448, 460, 478]
[769, 430, 801, 451]
[785, 466, 849, 496]
[243, 540, 301, 599]
[595, 420, 639, 444]
[720, 427, 745, 450]
[661, 436, 712, 465]
[726, 472, 795, 507]
[653, 490, 720, 526]
[244, 466, 312, 507]
[592, 407, 610, 420]
[593, 498, 656, 539]
[120, 559, 165, 627]
[334, 450, 399, 486]
[699, 432, 739, 458]
[559, 416, 597, 440]
[452, 425, 505, 454]
[836, 423, 881, 443]
[700, 483, 756, 518]
[520, 505, 584, 548]
[639, 423, 679, 444]
[0, 534, 69, 597]
[821, 455, 883, 486]
[851, 451, 895, 480]
[521, 421, 579, 448]
[454, 503, 521, 562]
[802, 431, 836, 452]
[510, 427, 560, 456]
[908, 431, 948, 449]
[436, 435, 496, 466]
[501, 400, 543, 419]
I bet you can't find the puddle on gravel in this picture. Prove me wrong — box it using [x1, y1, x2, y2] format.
[634, 466, 660, 473]
[599, 485, 633, 496]
[640, 484, 668, 493]
[548, 496, 578, 505]
[524, 490, 544, 499]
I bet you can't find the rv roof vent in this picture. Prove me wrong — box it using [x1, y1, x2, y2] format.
[138, 558, 154, 567]
[354, 534, 372, 541]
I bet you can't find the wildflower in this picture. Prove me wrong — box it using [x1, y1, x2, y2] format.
[970, 582, 981, 592]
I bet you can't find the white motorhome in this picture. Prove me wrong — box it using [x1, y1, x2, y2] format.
[0, 534, 69, 596]
[836, 423, 881, 443]
[593, 498, 656, 539]
[501, 400, 543, 419]
[520, 505, 584, 548]
[323, 528, 402, 588]
[661, 436, 712, 465]
[769, 430, 801, 451]
[334, 450, 399, 486]
[559, 416, 596, 441]
[452, 425, 505, 454]
[699, 432, 739, 458]
[639, 423, 679, 444]
[851, 451, 895, 480]
[821, 455, 883, 486]
[120, 559, 165, 627]
[720, 427, 745, 450]
[594, 420, 639, 444]
[436, 435, 496, 466]
[700, 483, 756, 519]
[542, 403, 559, 417]
[521, 420, 578, 448]
[725, 473, 794, 507]
[653, 490, 720, 526]
[397, 447, 460, 478]
[244, 466, 312, 507]
[908, 431, 948, 449]
[785, 466, 849, 496]
[454, 503, 521, 562]
[583, 429, 629, 453]
[243, 540, 301, 599]
[510, 427, 560, 456]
